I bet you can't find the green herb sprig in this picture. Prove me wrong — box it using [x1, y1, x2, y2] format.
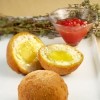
[0, 15, 59, 39]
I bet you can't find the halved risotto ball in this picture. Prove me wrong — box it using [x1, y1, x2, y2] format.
[38, 44, 83, 75]
[6, 32, 45, 74]
[18, 70, 68, 100]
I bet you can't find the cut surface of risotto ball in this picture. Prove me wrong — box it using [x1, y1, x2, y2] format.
[38, 44, 83, 75]
[6, 32, 44, 74]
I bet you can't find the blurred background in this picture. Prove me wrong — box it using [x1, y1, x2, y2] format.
[0, 0, 100, 49]
[0, 0, 100, 16]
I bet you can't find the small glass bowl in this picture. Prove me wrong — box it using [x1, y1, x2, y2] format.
[49, 8, 93, 46]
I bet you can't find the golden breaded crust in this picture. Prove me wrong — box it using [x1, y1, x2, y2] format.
[18, 70, 68, 100]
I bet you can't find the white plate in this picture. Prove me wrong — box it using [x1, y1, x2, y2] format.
[0, 35, 100, 100]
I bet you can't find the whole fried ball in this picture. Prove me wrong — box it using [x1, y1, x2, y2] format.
[18, 70, 68, 100]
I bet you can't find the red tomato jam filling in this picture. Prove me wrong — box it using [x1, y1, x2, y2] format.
[56, 18, 87, 26]
[56, 18, 89, 46]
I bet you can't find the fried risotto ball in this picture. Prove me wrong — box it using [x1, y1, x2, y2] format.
[18, 70, 68, 100]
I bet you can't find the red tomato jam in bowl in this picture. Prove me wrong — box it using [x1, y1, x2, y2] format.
[54, 18, 93, 46]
